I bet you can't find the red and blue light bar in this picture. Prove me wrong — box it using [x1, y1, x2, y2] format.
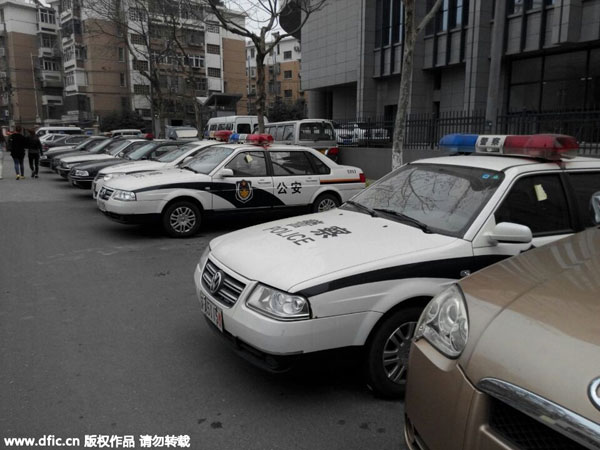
[439, 134, 479, 153]
[228, 133, 274, 146]
[475, 134, 579, 160]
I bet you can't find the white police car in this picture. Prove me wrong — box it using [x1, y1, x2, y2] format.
[194, 133, 600, 398]
[92, 140, 217, 198]
[96, 134, 366, 237]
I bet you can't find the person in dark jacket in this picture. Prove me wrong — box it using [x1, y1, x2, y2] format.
[26, 129, 43, 178]
[8, 125, 26, 179]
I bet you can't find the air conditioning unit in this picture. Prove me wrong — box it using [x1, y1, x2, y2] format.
[0, 48, 5, 57]
[0, 71, 7, 78]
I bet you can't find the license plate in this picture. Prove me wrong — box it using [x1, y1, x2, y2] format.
[343, 139, 352, 145]
[97, 199, 106, 211]
[200, 293, 223, 332]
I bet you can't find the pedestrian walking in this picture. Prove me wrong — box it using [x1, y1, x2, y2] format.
[0, 131, 5, 180]
[8, 125, 26, 179]
[26, 128, 42, 178]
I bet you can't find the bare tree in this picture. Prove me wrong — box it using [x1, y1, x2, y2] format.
[82, 0, 208, 135]
[206, 0, 327, 133]
[392, 0, 443, 170]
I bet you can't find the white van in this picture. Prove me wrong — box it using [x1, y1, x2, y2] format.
[264, 119, 340, 161]
[36, 126, 83, 137]
[109, 129, 143, 137]
[203, 116, 266, 139]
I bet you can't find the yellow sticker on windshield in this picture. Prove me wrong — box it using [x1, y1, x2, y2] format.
[534, 184, 547, 201]
[245, 154, 253, 163]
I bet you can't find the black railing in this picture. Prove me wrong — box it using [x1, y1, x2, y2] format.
[334, 110, 600, 155]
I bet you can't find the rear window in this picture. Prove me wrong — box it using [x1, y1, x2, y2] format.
[299, 122, 335, 141]
[237, 123, 252, 133]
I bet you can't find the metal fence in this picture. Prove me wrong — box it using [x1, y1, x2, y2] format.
[334, 110, 600, 155]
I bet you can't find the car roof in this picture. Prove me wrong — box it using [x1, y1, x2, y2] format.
[411, 154, 599, 172]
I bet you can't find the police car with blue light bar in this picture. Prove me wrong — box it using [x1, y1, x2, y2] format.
[194, 133, 600, 398]
[96, 133, 366, 237]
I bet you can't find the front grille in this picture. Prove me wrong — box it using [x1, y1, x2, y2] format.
[99, 187, 114, 200]
[489, 399, 586, 450]
[202, 259, 246, 307]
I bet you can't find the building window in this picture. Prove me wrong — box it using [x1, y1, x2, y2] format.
[250, 48, 255, 58]
[121, 97, 129, 110]
[128, 8, 145, 21]
[250, 67, 256, 78]
[196, 78, 207, 91]
[43, 60, 60, 71]
[376, 0, 404, 47]
[284, 89, 292, 98]
[65, 72, 75, 86]
[120, 73, 126, 87]
[60, 0, 72, 12]
[206, 22, 219, 33]
[284, 70, 292, 79]
[63, 46, 73, 61]
[188, 31, 204, 45]
[0, 9, 4, 23]
[130, 33, 145, 45]
[207, 67, 221, 77]
[187, 55, 204, 68]
[283, 50, 292, 60]
[76, 45, 87, 60]
[41, 33, 56, 48]
[39, 9, 56, 24]
[118, 47, 125, 62]
[206, 44, 220, 54]
[133, 59, 148, 71]
[133, 84, 150, 95]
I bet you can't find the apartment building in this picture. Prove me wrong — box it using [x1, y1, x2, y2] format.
[0, 0, 63, 128]
[245, 36, 303, 114]
[284, 0, 600, 124]
[0, 0, 247, 130]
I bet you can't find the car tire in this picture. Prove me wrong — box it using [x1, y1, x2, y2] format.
[162, 201, 201, 238]
[311, 193, 340, 213]
[365, 307, 423, 399]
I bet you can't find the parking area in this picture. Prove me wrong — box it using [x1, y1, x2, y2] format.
[0, 163, 407, 450]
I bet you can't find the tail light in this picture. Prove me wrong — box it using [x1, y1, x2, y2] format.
[359, 173, 366, 183]
[326, 147, 339, 156]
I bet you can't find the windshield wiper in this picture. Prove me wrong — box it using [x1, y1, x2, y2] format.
[344, 200, 378, 217]
[372, 209, 433, 233]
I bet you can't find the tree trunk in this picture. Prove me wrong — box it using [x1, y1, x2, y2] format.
[255, 52, 267, 133]
[392, 0, 416, 170]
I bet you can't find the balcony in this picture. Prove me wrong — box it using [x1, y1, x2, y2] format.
[38, 47, 59, 58]
[41, 95, 63, 106]
[41, 71, 63, 88]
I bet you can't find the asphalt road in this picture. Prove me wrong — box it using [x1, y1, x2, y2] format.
[0, 161, 408, 450]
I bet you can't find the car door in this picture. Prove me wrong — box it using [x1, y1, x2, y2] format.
[473, 173, 576, 257]
[210, 150, 275, 211]
[564, 171, 600, 228]
[269, 150, 320, 208]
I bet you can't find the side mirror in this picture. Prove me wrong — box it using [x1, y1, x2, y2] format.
[485, 222, 532, 245]
[216, 168, 234, 178]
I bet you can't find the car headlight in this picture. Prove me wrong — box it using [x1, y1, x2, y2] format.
[414, 284, 469, 358]
[246, 284, 311, 321]
[112, 189, 136, 201]
[74, 170, 89, 177]
[62, 163, 72, 169]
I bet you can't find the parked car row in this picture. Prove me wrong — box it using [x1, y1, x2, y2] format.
[41, 131, 600, 450]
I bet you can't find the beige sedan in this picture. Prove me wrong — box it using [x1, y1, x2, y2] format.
[405, 227, 600, 450]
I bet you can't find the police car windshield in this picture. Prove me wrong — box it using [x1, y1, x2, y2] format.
[156, 144, 197, 162]
[179, 146, 235, 174]
[346, 163, 504, 238]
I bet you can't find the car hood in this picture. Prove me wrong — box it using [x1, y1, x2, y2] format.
[45, 145, 76, 153]
[104, 169, 211, 191]
[74, 158, 127, 171]
[460, 228, 600, 421]
[209, 209, 461, 293]
[99, 160, 167, 175]
[61, 154, 114, 164]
